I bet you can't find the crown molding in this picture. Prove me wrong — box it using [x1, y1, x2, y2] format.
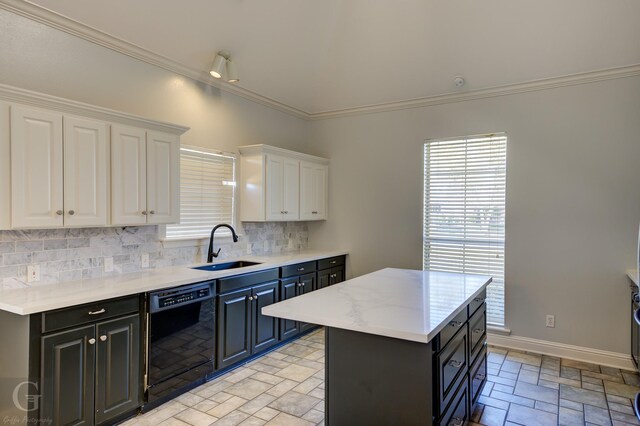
[309, 64, 640, 120]
[0, 83, 190, 134]
[3, 0, 639, 122]
[0, 0, 311, 120]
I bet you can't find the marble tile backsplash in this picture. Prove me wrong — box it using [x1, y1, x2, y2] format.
[0, 222, 308, 287]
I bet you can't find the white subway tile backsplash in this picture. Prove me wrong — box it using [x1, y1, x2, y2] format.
[0, 223, 308, 287]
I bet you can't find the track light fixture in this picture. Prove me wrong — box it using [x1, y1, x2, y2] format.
[209, 50, 239, 83]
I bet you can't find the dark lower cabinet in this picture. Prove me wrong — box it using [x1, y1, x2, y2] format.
[217, 280, 280, 369]
[41, 325, 96, 426]
[279, 272, 316, 338]
[95, 315, 140, 424]
[40, 301, 141, 426]
[440, 378, 469, 426]
[317, 266, 345, 290]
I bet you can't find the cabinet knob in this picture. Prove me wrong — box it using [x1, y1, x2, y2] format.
[284, 211, 288, 214]
[150, 210, 156, 215]
[68, 210, 75, 215]
[280, 211, 285, 214]
[88, 338, 96, 345]
[142, 210, 148, 215]
[56, 210, 63, 216]
[100, 335, 107, 342]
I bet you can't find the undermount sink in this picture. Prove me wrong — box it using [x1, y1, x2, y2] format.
[192, 260, 262, 272]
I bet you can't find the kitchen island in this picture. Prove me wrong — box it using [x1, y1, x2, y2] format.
[262, 268, 492, 425]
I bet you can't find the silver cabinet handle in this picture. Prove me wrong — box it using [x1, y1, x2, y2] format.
[448, 359, 464, 369]
[312, 211, 318, 214]
[476, 373, 486, 380]
[284, 211, 288, 214]
[68, 210, 75, 215]
[56, 210, 63, 215]
[280, 211, 285, 214]
[142, 210, 148, 215]
[474, 297, 485, 302]
[449, 416, 464, 426]
[449, 320, 463, 327]
[473, 328, 484, 334]
[88, 308, 106, 315]
[330, 261, 337, 264]
[150, 210, 155, 215]
[298, 267, 305, 271]
[100, 335, 107, 342]
[88, 338, 96, 345]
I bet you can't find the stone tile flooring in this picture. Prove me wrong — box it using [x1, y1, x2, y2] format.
[123, 329, 640, 426]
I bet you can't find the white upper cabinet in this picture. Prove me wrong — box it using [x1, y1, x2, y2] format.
[111, 127, 180, 226]
[63, 116, 108, 227]
[239, 145, 328, 223]
[300, 162, 328, 221]
[147, 131, 179, 224]
[111, 125, 148, 226]
[10, 106, 64, 228]
[0, 85, 188, 230]
[266, 155, 300, 221]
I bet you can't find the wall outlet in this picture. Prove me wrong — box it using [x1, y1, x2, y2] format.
[104, 257, 114, 273]
[546, 314, 555, 328]
[141, 253, 149, 268]
[27, 265, 40, 283]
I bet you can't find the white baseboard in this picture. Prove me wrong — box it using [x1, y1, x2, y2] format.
[487, 332, 635, 371]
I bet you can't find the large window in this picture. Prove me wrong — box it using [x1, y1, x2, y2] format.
[423, 134, 507, 326]
[165, 146, 236, 239]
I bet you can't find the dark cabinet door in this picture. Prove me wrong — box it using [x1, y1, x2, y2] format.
[41, 325, 96, 426]
[95, 314, 140, 425]
[331, 266, 345, 285]
[252, 281, 279, 353]
[317, 269, 331, 290]
[218, 288, 252, 369]
[298, 273, 316, 333]
[279, 277, 299, 340]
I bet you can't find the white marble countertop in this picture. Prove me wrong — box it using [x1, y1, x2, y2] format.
[262, 268, 492, 344]
[0, 250, 348, 315]
[628, 269, 639, 286]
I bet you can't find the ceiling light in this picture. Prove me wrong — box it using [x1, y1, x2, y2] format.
[209, 50, 239, 83]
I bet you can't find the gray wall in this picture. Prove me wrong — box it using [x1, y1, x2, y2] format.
[307, 77, 640, 354]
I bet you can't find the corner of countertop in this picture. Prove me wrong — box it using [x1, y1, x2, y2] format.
[627, 269, 639, 287]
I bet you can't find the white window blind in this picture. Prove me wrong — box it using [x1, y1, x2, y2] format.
[165, 147, 236, 239]
[423, 134, 507, 326]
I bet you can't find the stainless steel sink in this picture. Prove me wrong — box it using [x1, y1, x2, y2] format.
[192, 260, 262, 272]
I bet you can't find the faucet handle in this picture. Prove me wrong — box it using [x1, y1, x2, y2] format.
[214, 248, 221, 258]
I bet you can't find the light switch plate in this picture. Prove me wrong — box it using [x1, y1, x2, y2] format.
[104, 257, 114, 273]
[141, 253, 149, 268]
[27, 265, 40, 283]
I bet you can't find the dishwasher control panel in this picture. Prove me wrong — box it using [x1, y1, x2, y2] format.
[149, 282, 214, 312]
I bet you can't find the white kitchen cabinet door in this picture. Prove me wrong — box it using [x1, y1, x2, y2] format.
[147, 131, 179, 224]
[282, 157, 300, 220]
[111, 125, 147, 225]
[300, 162, 328, 221]
[63, 116, 108, 227]
[10, 106, 64, 228]
[265, 155, 285, 221]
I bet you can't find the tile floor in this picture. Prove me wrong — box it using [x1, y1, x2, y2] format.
[123, 329, 640, 426]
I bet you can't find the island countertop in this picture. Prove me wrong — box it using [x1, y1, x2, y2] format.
[262, 268, 492, 344]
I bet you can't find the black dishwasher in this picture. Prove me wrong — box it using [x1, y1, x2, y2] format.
[146, 281, 216, 406]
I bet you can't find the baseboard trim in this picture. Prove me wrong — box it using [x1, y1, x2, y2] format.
[487, 332, 635, 371]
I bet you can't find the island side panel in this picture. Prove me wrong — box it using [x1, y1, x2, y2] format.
[0, 311, 31, 419]
[325, 327, 434, 425]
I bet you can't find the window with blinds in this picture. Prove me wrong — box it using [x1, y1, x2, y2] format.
[423, 134, 507, 326]
[165, 146, 236, 239]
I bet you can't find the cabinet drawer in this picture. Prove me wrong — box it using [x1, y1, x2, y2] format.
[317, 256, 345, 270]
[469, 290, 487, 316]
[218, 269, 279, 293]
[437, 326, 468, 416]
[470, 345, 487, 404]
[43, 295, 140, 333]
[469, 304, 487, 364]
[435, 308, 468, 352]
[440, 375, 469, 426]
[281, 261, 316, 278]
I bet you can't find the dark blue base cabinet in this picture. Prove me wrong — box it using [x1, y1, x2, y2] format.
[325, 291, 487, 426]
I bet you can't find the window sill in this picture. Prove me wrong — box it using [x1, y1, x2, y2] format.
[487, 325, 511, 335]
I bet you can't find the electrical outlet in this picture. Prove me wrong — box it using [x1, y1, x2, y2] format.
[104, 257, 114, 273]
[141, 253, 149, 268]
[546, 315, 555, 328]
[27, 265, 40, 283]
[246, 244, 252, 255]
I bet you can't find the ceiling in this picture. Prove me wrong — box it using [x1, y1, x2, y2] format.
[25, 0, 640, 115]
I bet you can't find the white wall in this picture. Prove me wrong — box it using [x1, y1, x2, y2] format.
[0, 9, 309, 153]
[307, 76, 640, 354]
